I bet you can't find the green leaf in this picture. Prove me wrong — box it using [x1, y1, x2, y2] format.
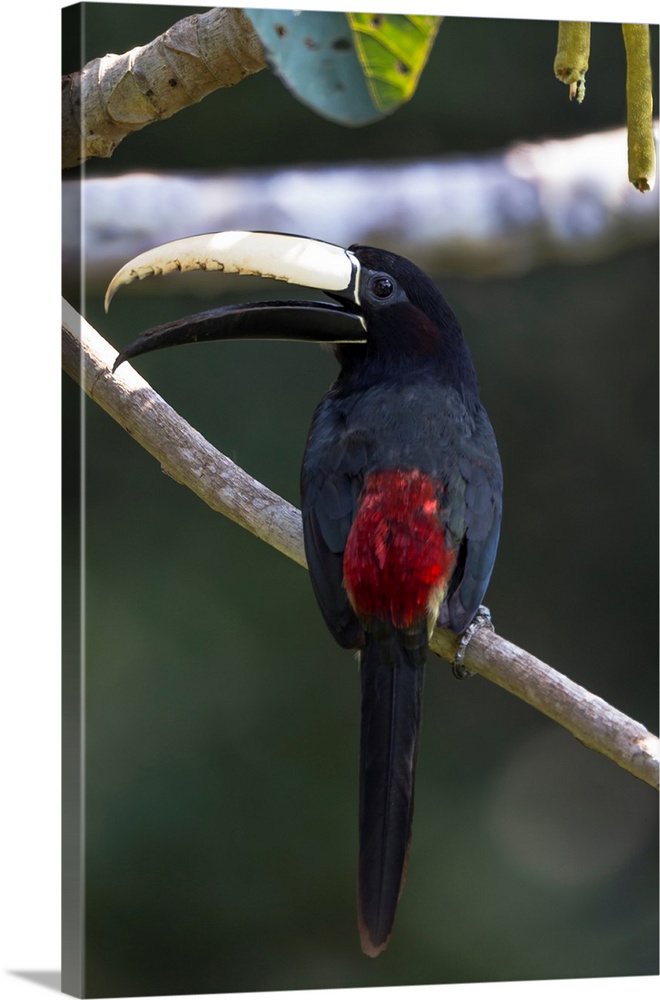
[347, 13, 442, 113]
[245, 9, 441, 127]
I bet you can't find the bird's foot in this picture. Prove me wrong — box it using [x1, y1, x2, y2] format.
[452, 606, 494, 679]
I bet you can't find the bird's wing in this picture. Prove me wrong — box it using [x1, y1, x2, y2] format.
[301, 408, 372, 650]
[440, 406, 503, 633]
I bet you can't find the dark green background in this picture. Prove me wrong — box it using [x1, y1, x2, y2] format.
[63, 5, 658, 996]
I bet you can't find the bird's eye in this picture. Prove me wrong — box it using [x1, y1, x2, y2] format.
[370, 276, 394, 298]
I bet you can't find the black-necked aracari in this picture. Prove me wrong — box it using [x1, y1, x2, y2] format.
[106, 231, 503, 957]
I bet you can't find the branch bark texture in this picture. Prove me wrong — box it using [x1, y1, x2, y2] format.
[62, 7, 265, 168]
[62, 300, 660, 791]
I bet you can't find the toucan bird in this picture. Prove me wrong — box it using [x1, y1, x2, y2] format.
[106, 231, 503, 957]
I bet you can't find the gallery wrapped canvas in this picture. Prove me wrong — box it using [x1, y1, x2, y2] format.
[62, 4, 658, 997]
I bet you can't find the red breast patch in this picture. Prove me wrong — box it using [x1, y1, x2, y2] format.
[343, 469, 455, 629]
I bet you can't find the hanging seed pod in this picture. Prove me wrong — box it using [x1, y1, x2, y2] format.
[622, 24, 656, 192]
[554, 22, 591, 102]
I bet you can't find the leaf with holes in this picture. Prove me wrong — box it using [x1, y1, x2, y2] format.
[245, 9, 440, 126]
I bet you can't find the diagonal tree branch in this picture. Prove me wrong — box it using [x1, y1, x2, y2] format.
[62, 299, 660, 791]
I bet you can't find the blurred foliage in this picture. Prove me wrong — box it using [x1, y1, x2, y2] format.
[62, 4, 658, 997]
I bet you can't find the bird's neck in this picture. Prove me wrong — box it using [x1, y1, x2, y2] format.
[334, 302, 480, 401]
[334, 339, 480, 404]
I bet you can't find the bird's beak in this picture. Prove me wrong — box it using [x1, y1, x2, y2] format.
[105, 231, 367, 371]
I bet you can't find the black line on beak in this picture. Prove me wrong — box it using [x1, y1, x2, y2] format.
[112, 300, 366, 373]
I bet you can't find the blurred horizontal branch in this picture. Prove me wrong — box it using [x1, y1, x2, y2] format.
[63, 299, 660, 791]
[64, 125, 659, 292]
[62, 7, 265, 168]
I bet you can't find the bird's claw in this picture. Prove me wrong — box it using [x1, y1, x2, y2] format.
[452, 605, 494, 679]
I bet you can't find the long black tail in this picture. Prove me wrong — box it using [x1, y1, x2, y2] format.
[358, 626, 425, 957]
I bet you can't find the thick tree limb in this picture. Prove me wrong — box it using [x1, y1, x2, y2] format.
[63, 125, 659, 291]
[62, 7, 265, 168]
[62, 299, 660, 791]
